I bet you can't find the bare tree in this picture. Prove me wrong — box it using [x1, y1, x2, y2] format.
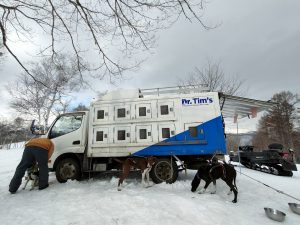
[7, 55, 82, 127]
[266, 91, 298, 148]
[0, 0, 209, 85]
[73, 103, 89, 112]
[53, 99, 72, 116]
[252, 91, 300, 151]
[0, 117, 30, 147]
[226, 134, 241, 153]
[0, 40, 3, 56]
[0, 39, 4, 65]
[179, 60, 245, 96]
[251, 115, 270, 150]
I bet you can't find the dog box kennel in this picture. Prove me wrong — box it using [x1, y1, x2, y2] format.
[32, 86, 274, 183]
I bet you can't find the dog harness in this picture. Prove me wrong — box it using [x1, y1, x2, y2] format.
[129, 158, 137, 164]
[128, 158, 152, 169]
[209, 163, 226, 179]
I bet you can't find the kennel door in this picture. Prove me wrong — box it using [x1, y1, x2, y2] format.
[94, 106, 109, 122]
[158, 124, 176, 142]
[114, 126, 131, 143]
[135, 103, 152, 119]
[93, 127, 109, 144]
[184, 122, 205, 141]
[114, 105, 131, 121]
[157, 101, 175, 118]
[136, 125, 153, 143]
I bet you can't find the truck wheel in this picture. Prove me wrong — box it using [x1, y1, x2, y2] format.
[55, 158, 81, 183]
[150, 158, 178, 184]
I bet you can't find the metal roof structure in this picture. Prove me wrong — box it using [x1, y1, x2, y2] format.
[139, 86, 276, 122]
[219, 94, 276, 122]
[107, 85, 276, 123]
[139, 85, 209, 97]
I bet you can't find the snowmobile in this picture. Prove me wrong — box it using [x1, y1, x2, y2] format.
[230, 143, 297, 176]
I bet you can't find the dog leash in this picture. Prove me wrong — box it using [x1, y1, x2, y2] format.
[240, 171, 300, 202]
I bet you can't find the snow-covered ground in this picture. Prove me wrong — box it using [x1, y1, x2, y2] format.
[1, 148, 299, 225]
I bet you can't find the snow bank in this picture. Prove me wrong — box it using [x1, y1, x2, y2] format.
[0, 148, 299, 225]
[0, 141, 25, 150]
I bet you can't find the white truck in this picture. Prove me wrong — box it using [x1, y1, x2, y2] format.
[31, 86, 273, 183]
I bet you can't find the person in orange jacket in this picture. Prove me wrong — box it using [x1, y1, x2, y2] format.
[9, 138, 54, 194]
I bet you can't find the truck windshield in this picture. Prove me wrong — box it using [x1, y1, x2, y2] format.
[49, 114, 83, 139]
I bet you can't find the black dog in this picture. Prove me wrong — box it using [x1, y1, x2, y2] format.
[191, 162, 238, 203]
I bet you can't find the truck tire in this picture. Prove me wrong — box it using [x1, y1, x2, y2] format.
[150, 157, 178, 184]
[55, 158, 81, 183]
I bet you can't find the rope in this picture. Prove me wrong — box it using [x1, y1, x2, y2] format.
[240, 171, 300, 202]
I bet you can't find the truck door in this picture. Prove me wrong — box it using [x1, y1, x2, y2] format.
[48, 112, 87, 160]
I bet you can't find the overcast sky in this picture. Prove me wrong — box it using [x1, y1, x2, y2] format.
[0, 0, 299, 132]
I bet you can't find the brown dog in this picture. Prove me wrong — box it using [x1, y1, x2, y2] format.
[118, 156, 156, 191]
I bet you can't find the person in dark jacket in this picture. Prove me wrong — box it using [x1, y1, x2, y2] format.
[9, 138, 54, 194]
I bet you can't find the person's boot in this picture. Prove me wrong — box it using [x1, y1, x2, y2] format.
[38, 184, 49, 190]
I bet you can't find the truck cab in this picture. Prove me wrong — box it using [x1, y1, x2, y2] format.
[44, 112, 88, 182]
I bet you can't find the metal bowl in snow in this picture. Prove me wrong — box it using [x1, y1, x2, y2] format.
[288, 203, 300, 215]
[264, 208, 286, 222]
